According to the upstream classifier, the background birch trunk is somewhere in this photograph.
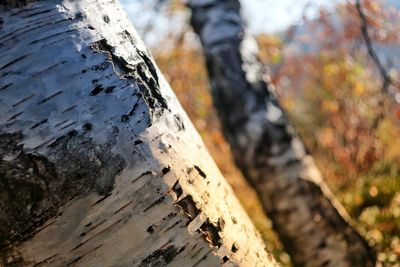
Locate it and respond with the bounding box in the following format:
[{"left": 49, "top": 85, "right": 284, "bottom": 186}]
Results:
[
  {"left": 0, "top": 1, "right": 277, "bottom": 266},
  {"left": 188, "top": 0, "right": 376, "bottom": 266}
]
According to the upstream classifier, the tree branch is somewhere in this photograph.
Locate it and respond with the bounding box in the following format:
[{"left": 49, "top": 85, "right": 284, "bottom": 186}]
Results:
[{"left": 355, "top": 0, "right": 398, "bottom": 93}]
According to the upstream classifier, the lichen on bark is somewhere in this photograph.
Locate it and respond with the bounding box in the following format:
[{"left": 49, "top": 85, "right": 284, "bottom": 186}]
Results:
[{"left": 0, "top": 130, "right": 125, "bottom": 250}]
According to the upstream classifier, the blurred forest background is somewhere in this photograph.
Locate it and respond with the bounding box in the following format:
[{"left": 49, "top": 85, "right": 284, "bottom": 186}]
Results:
[{"left": 121, "top": 0, "right": 400, "bottom": 265}]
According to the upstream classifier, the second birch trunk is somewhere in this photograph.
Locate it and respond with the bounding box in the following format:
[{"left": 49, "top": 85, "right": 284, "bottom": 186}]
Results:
[{"left": 188, "top": 0, "right": 376, "bottom": 266}]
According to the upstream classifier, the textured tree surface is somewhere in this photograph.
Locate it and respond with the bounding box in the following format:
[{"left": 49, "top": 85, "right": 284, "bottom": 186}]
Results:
[
  {"left": 188, "top": 0, "right": 376, "bottom": 266},
  {"left": 0, "top": 1, "right": 278, "bottom": 266}
]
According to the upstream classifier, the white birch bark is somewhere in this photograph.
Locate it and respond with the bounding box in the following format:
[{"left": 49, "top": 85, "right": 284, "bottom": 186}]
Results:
[{"left": 0, "top": 1, "right": 277, "bottom": 266}]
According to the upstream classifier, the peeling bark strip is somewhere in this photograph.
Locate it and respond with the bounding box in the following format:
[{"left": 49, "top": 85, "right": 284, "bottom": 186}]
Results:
[
  {"left": 0, "top": 1, "right": 277, "bottom": 266},
  {"left": 90, "top": 38, "right": 168, "bottom": 111},
  {"left": 188, "top": 0, "right": 376, "bottom": 266}
]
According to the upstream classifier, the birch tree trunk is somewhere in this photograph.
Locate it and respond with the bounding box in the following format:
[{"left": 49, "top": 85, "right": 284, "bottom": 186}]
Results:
[
  {"left": 188, "top": 1, "right": 376, "bottom": 266},
  {"left": 0, "top": 1, "right": 278, "bottom": 266}
]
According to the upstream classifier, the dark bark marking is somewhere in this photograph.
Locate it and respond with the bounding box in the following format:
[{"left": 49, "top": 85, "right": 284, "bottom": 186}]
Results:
[
  {"left": 222, "top": 255, "right": 229, "bottom": 263},
  {"left": 6, "top": 112, "right": 23, "bottom": 122},
  {"left": 120, "top": 114, "right": 129, "bottom": 123},
  {"left": 0, "top": 83, "right": 13, "bottom": 91},
  {"left": 134, "top": 139, "right": 143, "bottom": 145},
  {"left": 5, "top": 120, "right": 17, "bottom": 128},
  {"left": 59, "top": 121, "right": 76, "bottom": 130},
  {"left": 70, "top": 219, "right": 121, "bottom": 252},
  {"left": 0, "top": 55, "right": 27, "bottom": 70},
  {"left": 53, "top": 119, "right": 70, "bottom": 128},
  {"left": 217, "top": 217, "right": 225, "bottom": 230},
  {"left": 147, "top": 212, "right": 178, "bottom": 235},
  {"left": 121, "top": 102, "right": 140, "bottom": 123},
  {"left": 105, "top": 86, "right": 115, "bottom": 94},
  {"left": 66, "top": 244, "right": 103, "bottom": 266},
  {"left": 103, "top": 15, "right": 110, "bottom": 23},
  {"left": 61, "top": 105, "right": 77, "bottom": 113},
  {"left": 175, "top": 195, "right": 200, "bottom": 221},
  {"left": 85, "top": 219, "right": 107, "bottom": 235},
  {"left": 171, "top": 180, "right": 183, "bottom": 198},
  {"left": 30, "top": 119, "right": 48, "bottom": 129},
  {"left": 173, "top": 114, "right": 185, "bottom": 131},
  {"left": 143, "top": 196, "right": 166, "bottom": 212},
  {"left": 32, "top": 253, "right": 58, "bottom": 266},
  {"left": 35, "top": 60, "right": 66, "bottom": 75},
  {"left": 82, "top": 122, "right": 93, "bottom": 132},
  {"left": 147, "top": 225, "right": 154, "bottom": 234},
  {"left": 163, "top": 221, "right": 179, "bottom": 233},
  {"left": 66, "top": 256, "right": 82, "bottom": 266},
  {"left": 90, "top": 193, "right": 112, "bottom": 207},
  {"left": 131, "top": 171, "right": 153, "bottom": 183},
  {"left": 32, "top": 137, "right": 58, "bottom": 151},
  {"left": 198, "top": 219, "right": 223, "bottom": 248},
  {"left": 0, "top": 17, "right": 69, "bottom": 45},
  {"left": 90, "top": 61, "right": 109, "bottom": 72},
  {"left": 37, "top": 90, "right": 63, "bottom": 105},
  {"left": 120, "top": 30, "right": 135, "bottom": 45},
  {"left": 8, "top": 4, "right": 40, "bottom": 16},
  {"left": 231, "top": 242, "right": 239, "bottom": 253},
  {"left": 22, "top": 8, "right": 52, "bottom": 18},
  {"left": 114, "top": 200, "right": 133, "bottom": 214},
  {"left": 89, "top": 85, "right": 104, "bottom": 96},
  {"left": 321, "top": 260, "right": 330, "bottom": 267},
  {"left": 193, "top": 165, "right": 206, "bottom": 178},
  {"left": 129, "top": 102, "right": 140, "bottom": 114},
  {"left": 139, "top": 245, "right": 185, "bottom": 267},
  {"left": 161, "top": 166, "right": 170, "bottom": 175},
  {"left": 0, "top": 131, "right": 125, "bottom": 250},
  {"left": 190, "top": 247, "right": 204, "bottom": 260},
  {"left": 12, "top": 93, "right": 35, "bottom": 107},
  {"left": 29, "top": 29, "right": 75, "bottom": 45},
  {"left": 193, "top": 251, "right": 211, "bottom": 267}
]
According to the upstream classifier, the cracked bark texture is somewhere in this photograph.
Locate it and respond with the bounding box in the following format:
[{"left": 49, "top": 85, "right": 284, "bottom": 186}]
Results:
[
  {"left": 0, "top": 1, "right": 278, "bottom": 266},
  {"left": 188, "top": 0, "right": 376, "bottom": 266}
]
